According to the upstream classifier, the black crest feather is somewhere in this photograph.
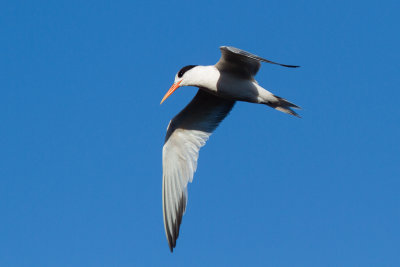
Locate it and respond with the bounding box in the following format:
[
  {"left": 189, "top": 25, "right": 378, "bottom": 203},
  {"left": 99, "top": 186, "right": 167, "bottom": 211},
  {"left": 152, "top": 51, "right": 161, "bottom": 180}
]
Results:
[{"left": 177, "top": 65, "right": 197, "bottom": 78}]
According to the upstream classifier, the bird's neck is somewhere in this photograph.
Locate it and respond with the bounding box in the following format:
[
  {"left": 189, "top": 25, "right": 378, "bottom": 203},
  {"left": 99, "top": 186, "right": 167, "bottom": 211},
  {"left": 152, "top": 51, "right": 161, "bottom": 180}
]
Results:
[{"left": 187, "top": 66, "right": 220, "bottom": 92}]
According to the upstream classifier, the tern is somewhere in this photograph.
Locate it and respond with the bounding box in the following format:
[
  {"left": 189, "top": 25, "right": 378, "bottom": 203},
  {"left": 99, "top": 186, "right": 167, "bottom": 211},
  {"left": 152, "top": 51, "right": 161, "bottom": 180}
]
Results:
[{"left": 161, "top": 46, "right": 300, "bottom": 252}]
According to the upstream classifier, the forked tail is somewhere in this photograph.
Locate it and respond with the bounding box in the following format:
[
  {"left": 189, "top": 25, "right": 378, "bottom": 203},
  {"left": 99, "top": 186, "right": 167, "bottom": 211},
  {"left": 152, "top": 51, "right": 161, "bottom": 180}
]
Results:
[{"left": 266, "top": 95, "right": 301, "bottom": 117}]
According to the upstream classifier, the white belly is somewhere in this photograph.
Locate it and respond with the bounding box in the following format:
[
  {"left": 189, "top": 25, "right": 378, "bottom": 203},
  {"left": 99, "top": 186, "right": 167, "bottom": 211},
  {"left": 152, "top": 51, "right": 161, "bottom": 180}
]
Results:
[
  {"left": 192, "top": 66, "right": 273, "bottom": 103},
  {"left": 216, "top": 73, "right": 273, "bottom": 104}
]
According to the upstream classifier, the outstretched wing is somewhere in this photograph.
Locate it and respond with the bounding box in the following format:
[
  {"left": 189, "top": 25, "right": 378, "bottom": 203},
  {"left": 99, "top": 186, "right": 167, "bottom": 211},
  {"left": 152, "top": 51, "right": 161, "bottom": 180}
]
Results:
[
  {"left": 162, "top": 89, "right": 235, "bottom": 252},
  {"left": 215, "top": 46, "right": 299, "bottom": 78}
]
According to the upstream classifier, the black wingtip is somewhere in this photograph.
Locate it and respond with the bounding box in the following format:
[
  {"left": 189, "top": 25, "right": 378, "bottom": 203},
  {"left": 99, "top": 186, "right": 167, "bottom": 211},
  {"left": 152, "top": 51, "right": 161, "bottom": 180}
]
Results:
[
  {"left": 282, "top": 64, "right": 300, "bottom": 68},
  {"left": 166, "top": 228, "right": 175, "bottom": 252},
  {"left": 165, "top": 192, "right": 187, "bottom": 253}
]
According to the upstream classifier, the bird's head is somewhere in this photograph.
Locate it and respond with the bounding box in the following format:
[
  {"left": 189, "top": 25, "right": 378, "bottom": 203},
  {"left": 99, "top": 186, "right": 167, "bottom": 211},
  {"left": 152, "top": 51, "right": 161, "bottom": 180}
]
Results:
[{"left": 160, "top": 65, "right": 198, "bottom": 104}]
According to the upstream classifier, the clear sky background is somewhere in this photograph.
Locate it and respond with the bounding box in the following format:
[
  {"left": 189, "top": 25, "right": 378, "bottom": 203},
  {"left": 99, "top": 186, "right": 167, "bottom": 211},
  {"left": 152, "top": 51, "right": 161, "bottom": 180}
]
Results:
[{"left": 1, "top": 0, "right": 399, "bottom": 266}]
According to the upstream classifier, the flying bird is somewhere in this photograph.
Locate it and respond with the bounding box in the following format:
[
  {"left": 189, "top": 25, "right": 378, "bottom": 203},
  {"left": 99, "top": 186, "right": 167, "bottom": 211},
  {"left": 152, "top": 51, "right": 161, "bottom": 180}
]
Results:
[{"left": 161, "top": 46, "right": 300, "bottom": 252}]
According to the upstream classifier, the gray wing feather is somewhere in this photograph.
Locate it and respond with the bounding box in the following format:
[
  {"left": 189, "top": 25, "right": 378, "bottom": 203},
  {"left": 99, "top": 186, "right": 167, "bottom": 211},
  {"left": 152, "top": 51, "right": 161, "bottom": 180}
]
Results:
[
  {"left": 215, "top": 46, "right": 299, "bottom": 78},
  {"left": 162, "top": 89, "right": 235, "bottom": 252}
]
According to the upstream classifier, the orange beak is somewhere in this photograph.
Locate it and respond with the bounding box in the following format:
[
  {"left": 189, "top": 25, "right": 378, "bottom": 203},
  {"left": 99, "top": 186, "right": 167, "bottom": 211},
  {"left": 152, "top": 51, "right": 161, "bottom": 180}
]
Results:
[{"left": 160, "top": 80, "right": 182, "bottom": 104}]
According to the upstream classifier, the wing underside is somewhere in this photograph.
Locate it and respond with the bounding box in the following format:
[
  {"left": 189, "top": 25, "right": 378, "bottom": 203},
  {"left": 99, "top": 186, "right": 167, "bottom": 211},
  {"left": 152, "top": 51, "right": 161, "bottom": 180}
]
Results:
[{"left": 162, "top": 89, "right": 235, "bottom": 251}]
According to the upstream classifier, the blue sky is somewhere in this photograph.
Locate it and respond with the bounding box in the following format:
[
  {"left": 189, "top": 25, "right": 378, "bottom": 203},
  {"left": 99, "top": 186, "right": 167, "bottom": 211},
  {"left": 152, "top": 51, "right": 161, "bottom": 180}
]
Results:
[{"left": 1, "top": 0, "right": 399, "bottom": 266}]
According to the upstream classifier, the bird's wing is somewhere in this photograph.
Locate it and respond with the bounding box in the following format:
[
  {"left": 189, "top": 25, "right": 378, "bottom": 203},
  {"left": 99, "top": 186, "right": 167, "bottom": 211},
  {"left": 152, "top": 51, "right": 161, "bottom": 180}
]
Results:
[
  {"left": 215, "top": 46, "right": 299, "bottom": 78},
  {"left": 162, "top": 89, "right": 235, "bottom": 252}
]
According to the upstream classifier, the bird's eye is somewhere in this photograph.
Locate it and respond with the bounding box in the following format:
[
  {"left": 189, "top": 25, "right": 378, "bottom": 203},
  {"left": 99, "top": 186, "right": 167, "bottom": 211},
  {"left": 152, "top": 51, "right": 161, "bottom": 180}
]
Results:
[{"left": 177, "top": 65, "right": 197, "bottom": 78}]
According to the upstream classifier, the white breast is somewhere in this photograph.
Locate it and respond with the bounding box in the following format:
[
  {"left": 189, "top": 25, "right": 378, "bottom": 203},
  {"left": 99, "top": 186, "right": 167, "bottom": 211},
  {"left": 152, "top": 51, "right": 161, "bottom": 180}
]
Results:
[{"left": 188, "top": 65, "right": 270, "bottom": 103}]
